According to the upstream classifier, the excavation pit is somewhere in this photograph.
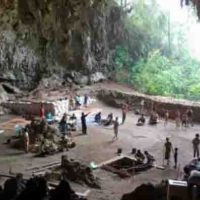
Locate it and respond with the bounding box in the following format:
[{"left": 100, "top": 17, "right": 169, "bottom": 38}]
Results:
[{"left": 100, "top": 156, "right": 153, "bottom": 178}]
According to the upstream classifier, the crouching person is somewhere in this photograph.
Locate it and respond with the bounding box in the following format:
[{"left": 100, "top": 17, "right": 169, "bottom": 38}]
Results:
[{"left": 137, "top": 114, "right": 146, "bottom": 126}]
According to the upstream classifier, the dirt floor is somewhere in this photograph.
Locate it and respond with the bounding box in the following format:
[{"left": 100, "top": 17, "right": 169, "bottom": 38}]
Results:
[{"left": 0, "top": 83, "right": 198, "bottom": 200}]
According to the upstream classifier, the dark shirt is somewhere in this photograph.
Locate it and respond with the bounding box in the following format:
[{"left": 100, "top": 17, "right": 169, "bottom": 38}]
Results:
[
  {"left": 174, "top": 152, "right": 178, "bottom": 162},
  {"left": 187, "top": 110, "right": 193, "bottom": 117},
  {"left": 138, "top": 117, "right": 145, "bottom": 124},
  {"left": 84, "top": 95, "right": 88, "bottom": 104},
  {"left": 81, "top": 114, "right": 88, "bottom": 127}
]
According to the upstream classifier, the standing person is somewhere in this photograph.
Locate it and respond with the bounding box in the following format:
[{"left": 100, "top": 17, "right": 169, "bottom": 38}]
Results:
[
  {"left": 104, "top": 113, "right": 113, "bottom": 126},
  {"left": 75, "top": 95, "right": 81, "bottom": 109},
  {"left": 113, "top": 117, "right": 119, "bottom": 141},
  {"left": 164, "top": 110, "right": 169, "bottom": 126},
  {"left": 181, "top": 113, "right": 188, "bottom": 128},
  {"left": 84, "top": 94, "right": 89, "bottom": 107},
  {"left": 175, "top": 110, "right": 181, "bottom": 128},
  {"left": 140, "top": 99, "right": 145, "bottom": 114},
  {"left": 192, "top": 134, "right": 200, "bottom": 158},
  {"left": 121, "top": 104, "right": 128, "bottom": 124},
  {"left": 81, "top": 112, "right": 90, "bottom": 134},
  {"left": 69, "top": 96, "right": 75, "bottom": 111},
  {"left": 164, "top": 138, "right": 173, "bottom": 166},
  {"left": 187, "top": 108, "right": 193, "bottom": 127},
  {"left": 59, "top": 113, "right": 68, "bottom": 136},
  {"left": 39, "top": 103, "right": 45, "bottom": 119},
  {"left": 23, "top": 128, "right": 29, "bottom": 153},
  {"left": 174, "top": 148, "right": 178, "bottom": 169}
]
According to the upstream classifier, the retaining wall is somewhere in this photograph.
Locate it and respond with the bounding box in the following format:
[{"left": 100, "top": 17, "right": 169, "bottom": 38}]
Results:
[{"left": 97, "top": 89, "right": 200, "bottom": 122}]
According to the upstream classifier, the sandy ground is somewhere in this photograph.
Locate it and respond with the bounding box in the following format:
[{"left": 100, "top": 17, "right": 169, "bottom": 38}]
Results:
[{"left": 0, "top": 85, "right": 198, "bottom": 200}]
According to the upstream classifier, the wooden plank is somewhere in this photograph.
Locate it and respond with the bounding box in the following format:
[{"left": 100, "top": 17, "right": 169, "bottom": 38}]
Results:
[
  {"left": 153, "top": 164, "right": 165, "bottom": 170},
  {"left": 48, "top": 182, "right": 91, "bottom": 197},
  {"left": 96, "top": 154, "right": 136, "bottom": 168},
  {"left": 32, "top": 163, "right": 61, "bottom": 174},
  {"left": 0, "top": 173, "right": 15, "bottom": 179},
  {"left": 26, "top": 161, "right": 61, "bottom": 171}
]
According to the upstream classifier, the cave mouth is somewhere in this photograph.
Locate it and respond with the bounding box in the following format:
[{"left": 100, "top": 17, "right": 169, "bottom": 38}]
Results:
[{"left": 114, "top": 0, "right": 200, "bottom": 102}]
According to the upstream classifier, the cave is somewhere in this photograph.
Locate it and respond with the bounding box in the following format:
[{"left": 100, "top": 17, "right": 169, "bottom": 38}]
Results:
[{"left": 0, "top": 1, "right": 200, "bottom": 200}]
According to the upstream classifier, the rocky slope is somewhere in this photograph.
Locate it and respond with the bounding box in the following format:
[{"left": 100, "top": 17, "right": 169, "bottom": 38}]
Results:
[{"left": 0, "top": 0, "right": 124, "bottom": 90}]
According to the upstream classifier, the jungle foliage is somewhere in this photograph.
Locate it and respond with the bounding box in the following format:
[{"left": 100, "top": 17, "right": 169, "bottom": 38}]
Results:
[{"left": 114, "top": 0, "right": 200, "bottom": 101}]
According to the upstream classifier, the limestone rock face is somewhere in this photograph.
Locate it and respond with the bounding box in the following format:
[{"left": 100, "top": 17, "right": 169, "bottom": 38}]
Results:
[
  {"left": 0, "top": 84, "right": 9, "bottom": 102},
  {"left": 0, "top": 0, "right": 124, "bottom": 89}
]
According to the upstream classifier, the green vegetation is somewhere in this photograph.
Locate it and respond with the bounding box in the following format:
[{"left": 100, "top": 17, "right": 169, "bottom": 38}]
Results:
[{"left": 114, "top": 0, "right": 200, "bottom": 101}]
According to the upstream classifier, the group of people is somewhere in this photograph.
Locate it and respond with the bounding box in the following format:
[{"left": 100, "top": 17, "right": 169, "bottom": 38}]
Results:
[
  {"left": 135, "top": 105, "right": 194, "bottom": 128},
  {"left": 163, "top": 133, "right": 200, "bottom": 169},
  {"left": 163, "top": 138, "right": 178, "bottom": 168},
  {"left": 0, "top": 175, "right": 85, "bottom": 200},
  {"left": 93, "top": 104, "right": 129, "bottom": 141},
  {"left": 22, "top": 97, "right": 197, "bottom": 160},
  {"left": 69, "top": 94, "right": 89, "bottom": 110},
  {"left": 131, "top": 148, "right": 155, "bottom": 164},
  {"left": 59, "top": 113, "right": 77, "bottom": 136}
]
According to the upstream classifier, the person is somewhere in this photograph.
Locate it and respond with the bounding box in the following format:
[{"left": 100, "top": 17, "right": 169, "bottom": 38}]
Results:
[
  {"left": 112, "top": 117, "right": 119, "bottom": 141},
  {"left": 164, "top": 110, "right": 169, "bottom": 126},
  {"left": 69, "top": 96, "right": 75, "bottom": 111},
  {"left": 181, "top": 113, "right": 188, "bottom": 127},
  {"left": 149, "top": 111, "right": 158, "bottom": 125},
  {"left": 75, "top": 95, "right": 81, "bottom": 109},
  {"left": 121, "top": 104, "right": 128, "bottom": 124},
  {"left": 187, "top": 108, "right": 193, "bottom": 127},
  {"left": 39, "top": 103, "right": 45, "bottom": 119},
  {"left": 46, "top": 112, "right": 54, "bottom": 124},
  {"left": 135, "top": 149, "right": 145, "bottom": 163},
  {"left": 140, "top": 99, "right": 145, "bottom": 114},
  {"left": 175, "top": 110, "right": 181, "bottom": 128},
  {"left": 137, "top": 114, "right": 146, "bottom": 126},
  {"left": 38, "top": 139, "right": 47, "bottom": 156},
  {"left": 144, "top": 151, "right": 155, "bottom": 163},
  {"left": 192, "top": 134, "right": 200, "bottom": 158},
  {"left": 187, "top": 170, "right": 200, "bottom": 200},
  {"left": 69, "top": 113, "right": 77, "bottom": 131},
  {"left": 23, "top": 128, "right": 29, "bottom": 153},
  {"left": 174, "top": 148, "right": 178, "bottom": 169},
  {"left": 94, "top": 112, "right": 101, "bottom": 124},
  {"left": 59, "top": 113, "right": 68, "bottom": 136},
  {"left": 131, "top": 148, "right": 137, "bottom": 155},
  {"left": 164, "top": 138, "right": 173, "bottom": 166},
  {"left": 104, "top": 113, "right": 113, "bottom": 126},
  {"left": 81, "top": 112, "right": 90, "bottom": 134},
  {"left": 84, "top": 94, "right": 89, "bottom": 107}
]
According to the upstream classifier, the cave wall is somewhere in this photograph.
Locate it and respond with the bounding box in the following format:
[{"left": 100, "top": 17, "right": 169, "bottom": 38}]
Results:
[{"left": 0, "top": 0, "right": 124, "bottom": 89}]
